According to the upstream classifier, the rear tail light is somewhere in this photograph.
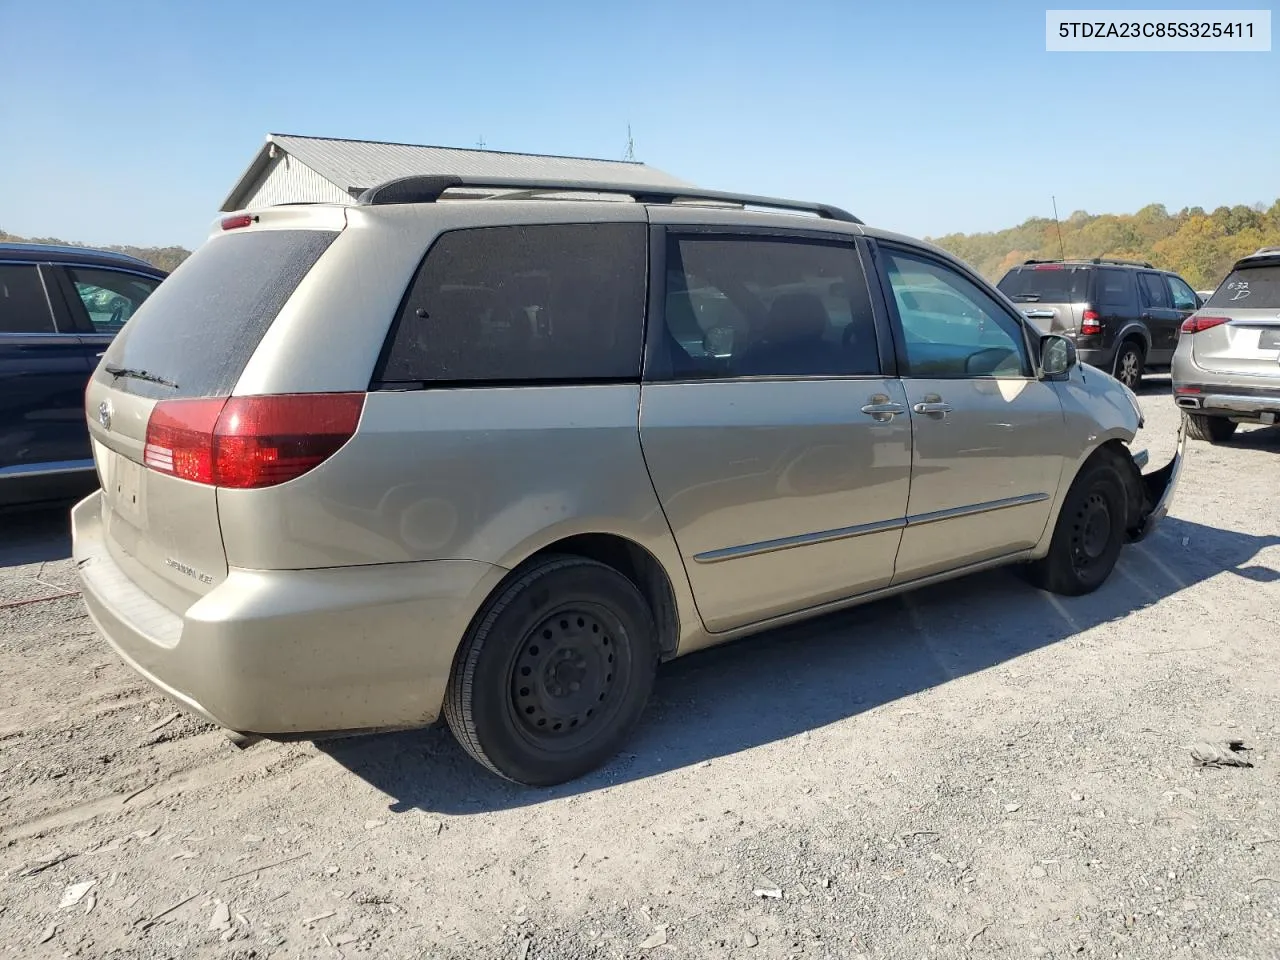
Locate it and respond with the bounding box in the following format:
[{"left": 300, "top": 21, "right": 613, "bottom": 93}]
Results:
[
  {"left": 144, "top": 393, "right": 365, "bottom": 489},
  {"left": 1181, "top": 315, "right": 1230, "bottom": 334},
  {"left": 1080, "top": 310, "right": 1102, "bottom": 336}
]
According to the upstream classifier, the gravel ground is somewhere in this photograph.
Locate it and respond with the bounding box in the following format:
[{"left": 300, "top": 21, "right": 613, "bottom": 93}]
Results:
[{"left": 2, "top": 384, "right": 1279, "bottom": 960}]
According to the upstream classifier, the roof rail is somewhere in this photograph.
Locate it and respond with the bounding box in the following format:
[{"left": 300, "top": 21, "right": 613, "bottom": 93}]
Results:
[
  {"left": 354, "top": 175, "right": 862, "bottom": 224},
  {"left": 1022, "top": 256, "right": 1154, "bottom": 269}
]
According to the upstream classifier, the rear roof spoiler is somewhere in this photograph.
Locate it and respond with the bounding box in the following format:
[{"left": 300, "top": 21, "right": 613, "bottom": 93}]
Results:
[{"left": 353, "top": 175, "right": 863, "bottom": 224}]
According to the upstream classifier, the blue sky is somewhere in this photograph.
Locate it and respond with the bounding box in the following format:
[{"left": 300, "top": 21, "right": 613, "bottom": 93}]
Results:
[{"left": 1, "top": 0, "right": 1276, "bottom": 249}]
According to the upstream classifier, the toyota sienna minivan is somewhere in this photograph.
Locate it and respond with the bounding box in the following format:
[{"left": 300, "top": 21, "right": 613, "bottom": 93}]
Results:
[{"left": 72, "top": 176, "right": 1183, "bottom": 785}]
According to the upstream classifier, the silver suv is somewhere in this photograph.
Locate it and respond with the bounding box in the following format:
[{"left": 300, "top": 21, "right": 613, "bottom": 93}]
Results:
[
  {"left": 1173, "top": 246, "right": 1280, "bottom": 442},
  {"left": 72, "top": 176, "right": 1183, "bottom": 785}
]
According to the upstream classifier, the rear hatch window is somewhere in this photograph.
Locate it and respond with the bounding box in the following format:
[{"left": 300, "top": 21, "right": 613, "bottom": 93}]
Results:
[
  {"left": 997, "top": 265, "right": 1091, "bottom": 303},
  {"left": 98, "top": 229, "right": 339, "bottom": 399},
  {"left": 1205, "top": 264, "right": 1280, "bottom": 309}
]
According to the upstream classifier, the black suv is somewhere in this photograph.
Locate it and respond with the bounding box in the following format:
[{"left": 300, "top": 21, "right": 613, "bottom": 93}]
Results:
[
  {"left": 996, "top": 258, "right": 1202, "bottom": 390},
  {"left": 1, "top": 242, "right": 166, "bottom": 507}
]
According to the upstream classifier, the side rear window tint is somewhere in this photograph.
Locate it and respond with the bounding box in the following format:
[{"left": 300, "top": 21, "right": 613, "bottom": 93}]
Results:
[
  {"left": 377, "top": 223, "right": 647, "bottom": 384},
  {"left": 648, "top": 235, "right": 879, "bottom": 381},
  {"left": 0, "top": 264, "right": 56, "bottom": 334},
  {"left": 1097, "top": 268, "right": 1134, "bottom": 308}
]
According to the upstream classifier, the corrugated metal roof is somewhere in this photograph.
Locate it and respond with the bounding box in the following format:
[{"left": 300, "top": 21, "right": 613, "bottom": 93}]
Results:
[{"left": 221, "top": 133, "right": 691, "bottom": 211}]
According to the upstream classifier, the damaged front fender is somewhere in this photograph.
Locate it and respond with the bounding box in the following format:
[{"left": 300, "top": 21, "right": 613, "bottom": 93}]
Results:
[{"left": 1124, "top": 416, "right": 1187, "bottom": 543}]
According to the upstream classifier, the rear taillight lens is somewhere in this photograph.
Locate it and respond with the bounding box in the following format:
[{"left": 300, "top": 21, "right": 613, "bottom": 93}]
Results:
[
  {"left": 144, "top": 393, "right": 364, "bottom": 489},
  {"left": 1080, "top": 310, "right": 1102, "bottom": 336},
  {"left": 1181, "top": 315, "right": 1230, "bottom": 334}
]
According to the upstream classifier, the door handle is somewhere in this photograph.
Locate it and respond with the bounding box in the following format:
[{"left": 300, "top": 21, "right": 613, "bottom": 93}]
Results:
[
  {"left": 913, "top": 395, "right": 952, "bottom": 417},
  {"left": 860, "top": 395, "right": 906, "bottom": 421}
]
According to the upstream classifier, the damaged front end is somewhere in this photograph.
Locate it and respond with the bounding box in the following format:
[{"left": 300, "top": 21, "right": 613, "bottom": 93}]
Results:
[{"left": 1118, "top": 416, "right": 1187, "bottom": 543}]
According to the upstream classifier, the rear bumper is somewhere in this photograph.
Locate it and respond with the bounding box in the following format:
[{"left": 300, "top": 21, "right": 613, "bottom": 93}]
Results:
[
  {"left": 1173, "top": 387, "right": 1280, "bottom": 420},
  {"left": 1078, "top": 345, "right": 1117, "bottom": 370},
  {"left": 72, "top": 491, "right": 504, "bottom": 736}
]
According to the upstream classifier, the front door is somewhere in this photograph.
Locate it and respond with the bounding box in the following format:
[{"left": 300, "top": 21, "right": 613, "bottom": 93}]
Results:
[
  {"left": 1138, "top": 270, "right": 1181, "bottom": 364},
  {"left": 639, "top": 229, "right": 911, "bottom": 633},
  {"left": 875, "top": 244, "right": 1066, "bottom": 583}
]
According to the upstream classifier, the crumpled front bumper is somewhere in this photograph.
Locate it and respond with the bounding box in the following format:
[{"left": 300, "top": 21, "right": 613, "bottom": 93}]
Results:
[{"left": 1126, "top": 416, "right": 1187, "bottom": 543}]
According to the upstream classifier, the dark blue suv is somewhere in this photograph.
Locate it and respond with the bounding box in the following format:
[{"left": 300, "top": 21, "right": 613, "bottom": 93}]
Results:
[{"left": 1, "top": 242, "right": 166, "bottom": 507}]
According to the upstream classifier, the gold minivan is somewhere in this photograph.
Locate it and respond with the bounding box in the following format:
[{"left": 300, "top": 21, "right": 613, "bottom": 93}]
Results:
[{"left": 72, "top": 176, "right": 1183, "bottom": 785}]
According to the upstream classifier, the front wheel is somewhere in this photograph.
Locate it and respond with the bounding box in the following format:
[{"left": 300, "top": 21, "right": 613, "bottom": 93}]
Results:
[
  {"left": 1113, "top": 341, "right": 1144, "bottom": 390},
  {"left": 1025, "top": 455, "right": 1128, "bottom": 596},
  {"left": 1184, "top": 412, "right": 1238, "bottom": 443},
  {"left": 443, "top": 555, "right": 658, "bottom": 786}
]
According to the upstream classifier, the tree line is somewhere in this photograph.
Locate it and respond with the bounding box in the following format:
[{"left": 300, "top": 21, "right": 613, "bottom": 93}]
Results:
[
  {"left": 0, "top": 229, "right": 191, "bottom": 274},
  {"left": 930, "top": 200, "right": 1280, "bottom": 290}
]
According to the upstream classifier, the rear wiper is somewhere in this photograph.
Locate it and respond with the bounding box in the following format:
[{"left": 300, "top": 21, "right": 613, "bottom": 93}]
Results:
[{"left": 104, "top": 365, "right": 179, "bottom": 389}]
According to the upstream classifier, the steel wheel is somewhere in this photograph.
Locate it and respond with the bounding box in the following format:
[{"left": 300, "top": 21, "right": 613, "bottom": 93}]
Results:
[
  {"left": 1069, "top": 490, "right": 1113, "bottom": 578},
  {"left": 509, "top": 605, "right": 629, "bottom": 749},
  {"left": 444, "top": 555, "right": 658, "bottom": 786}
]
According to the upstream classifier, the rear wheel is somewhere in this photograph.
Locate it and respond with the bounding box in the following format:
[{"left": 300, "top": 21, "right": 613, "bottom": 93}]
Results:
[
  {"left": 1113, "top": 340, "right": 1144, "bottom": 390},
  {"left": 443, "top": 555, "right": 658, "bottom": 786},
  {"left": 1184, "top": 412, "right": 1238, "bottom": 443},
  {"left": 1025, "top": 454, "right": 1128, "bottom": 596}
]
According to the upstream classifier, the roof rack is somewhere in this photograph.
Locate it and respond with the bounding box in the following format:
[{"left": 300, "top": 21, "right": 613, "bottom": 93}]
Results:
[
  {"left": 354, "top": 175, "right": 862, "bottom": 224},
  {"left": 1023, "top": 256, "right": 1154, "bottom": 268}
]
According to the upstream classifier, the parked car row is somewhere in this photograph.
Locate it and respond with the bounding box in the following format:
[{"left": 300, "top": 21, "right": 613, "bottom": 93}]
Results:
[{"left": 3, "top": 183, "right": 1269, "bottom": 784}]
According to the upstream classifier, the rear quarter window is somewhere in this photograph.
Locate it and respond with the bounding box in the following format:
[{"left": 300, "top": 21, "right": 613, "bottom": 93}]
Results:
[
  {"left": 997, "top": 266, "right": 1091, "bottom": 304},
  {"left": 376, "top": 223, "right": 647, "bottom": 384},
  {"left": 1206, "top": 264, "right": 1280, "bottom": 309},
  {"left": 100, "top": 229, "right": 338, "bottom": 399}
]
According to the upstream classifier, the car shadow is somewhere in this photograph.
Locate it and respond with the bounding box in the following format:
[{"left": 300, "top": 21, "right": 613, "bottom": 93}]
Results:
[
  {"left": 0, "top": 504, "right": 74, "bottom": 567},
  {"left": 1225, "top": 423, "right": 1280, "bottom": 452},
  {"left": 318, "top": 516, "right": 1280, "bottom": 815}
]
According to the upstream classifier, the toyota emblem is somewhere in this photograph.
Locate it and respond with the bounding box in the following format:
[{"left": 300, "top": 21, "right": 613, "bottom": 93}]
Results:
[{"left": 97, "top": 400, "right": 112, "bottom": 431}]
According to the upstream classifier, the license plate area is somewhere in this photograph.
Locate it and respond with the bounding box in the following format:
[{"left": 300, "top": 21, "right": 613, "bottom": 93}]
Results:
[
  {"left": 1259, "top": 328, "right": 1280, "bottom": 351},
  {"left": 112, "top": 455, "right": 144, "bottom": 524}
]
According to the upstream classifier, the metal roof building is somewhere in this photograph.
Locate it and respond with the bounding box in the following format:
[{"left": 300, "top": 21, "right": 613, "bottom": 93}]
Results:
[{"left": 221, "top": 133, "right": 692, "bottom": 212}]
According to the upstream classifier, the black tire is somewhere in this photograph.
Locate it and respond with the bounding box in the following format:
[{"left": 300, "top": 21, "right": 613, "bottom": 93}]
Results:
[
  {"left": 1184, "top": 411, "right": 1238, "bottom": 443},
  {"left": 1025, "top": 454, "right": 1128, "bottom": 596},
  {"left": 443, "top": 554, "right": 658, "bottom": 786},
  {"left": 1113, "top": 340, "right": 1145, "bottom": 390}
]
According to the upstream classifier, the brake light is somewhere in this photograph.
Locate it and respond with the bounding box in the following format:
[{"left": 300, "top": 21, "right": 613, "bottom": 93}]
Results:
[
  {"left": 1181, "top": 315, "right": 1230, "bottom": 334},
  {"left": 1080, "top": 310, "right": 1102, "bottom": 336},
  {"left": 221, "top": 214, "right": 256, "bottom": 231},
  {"left": 144, "top": 394, "right": 364, "bottom": 488},
  {"left": 1033, "top": 264, "right": 1065, "bottom": 271}
]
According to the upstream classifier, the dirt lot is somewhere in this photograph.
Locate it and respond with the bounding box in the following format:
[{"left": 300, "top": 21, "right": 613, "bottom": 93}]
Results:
[{"left": 2, "top": 385, "right": 1279, "bottom": 960}]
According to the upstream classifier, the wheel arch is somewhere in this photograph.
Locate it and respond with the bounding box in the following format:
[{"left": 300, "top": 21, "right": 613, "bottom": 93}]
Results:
[{"left": 482, "top": 532, "right": 684, "bottom": 661}]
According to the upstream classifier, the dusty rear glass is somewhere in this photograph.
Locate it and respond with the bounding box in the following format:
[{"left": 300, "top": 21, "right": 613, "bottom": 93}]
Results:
[
  {"left": 98, "top": 229, "right": 338, "bottom": 399},
  {"left": 997, "top": 265, "right": 1091, "bottom": 303},
  {"left": 1205, "top": 263, "right": 1280, "bottom": 309},
  {"left": 377, "top": 223, "right": 647, "bottom": 384}
]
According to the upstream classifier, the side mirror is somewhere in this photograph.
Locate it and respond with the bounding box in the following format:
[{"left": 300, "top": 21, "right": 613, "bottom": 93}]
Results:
[{"left": 1040, "top": 334, "right": 1076, "bottom": 378}]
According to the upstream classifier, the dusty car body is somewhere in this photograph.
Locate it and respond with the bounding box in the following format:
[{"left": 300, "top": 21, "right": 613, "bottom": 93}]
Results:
[{"left": 71, "top": 177, "right": 1183, "bottom": 784}]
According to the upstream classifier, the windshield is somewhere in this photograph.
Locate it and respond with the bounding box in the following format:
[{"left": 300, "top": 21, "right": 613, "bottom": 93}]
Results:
[
  {"left": 1205, "top": 264, "right": 1280, "bottom": 309},
  {"left": 997, "top": 265, "right": 1091, "bottom": 303}
]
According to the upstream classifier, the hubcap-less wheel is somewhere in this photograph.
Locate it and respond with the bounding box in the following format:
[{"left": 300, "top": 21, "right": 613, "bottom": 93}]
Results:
[
  {"left": 1115, "top": 346, "right": 1142, "bottom": 389},
  {"left": 1071, "top": 490, "right": 1112, "bottom": 574},
  {"left": 511, "top": 607, "right": 623, "bottom": 742}
]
